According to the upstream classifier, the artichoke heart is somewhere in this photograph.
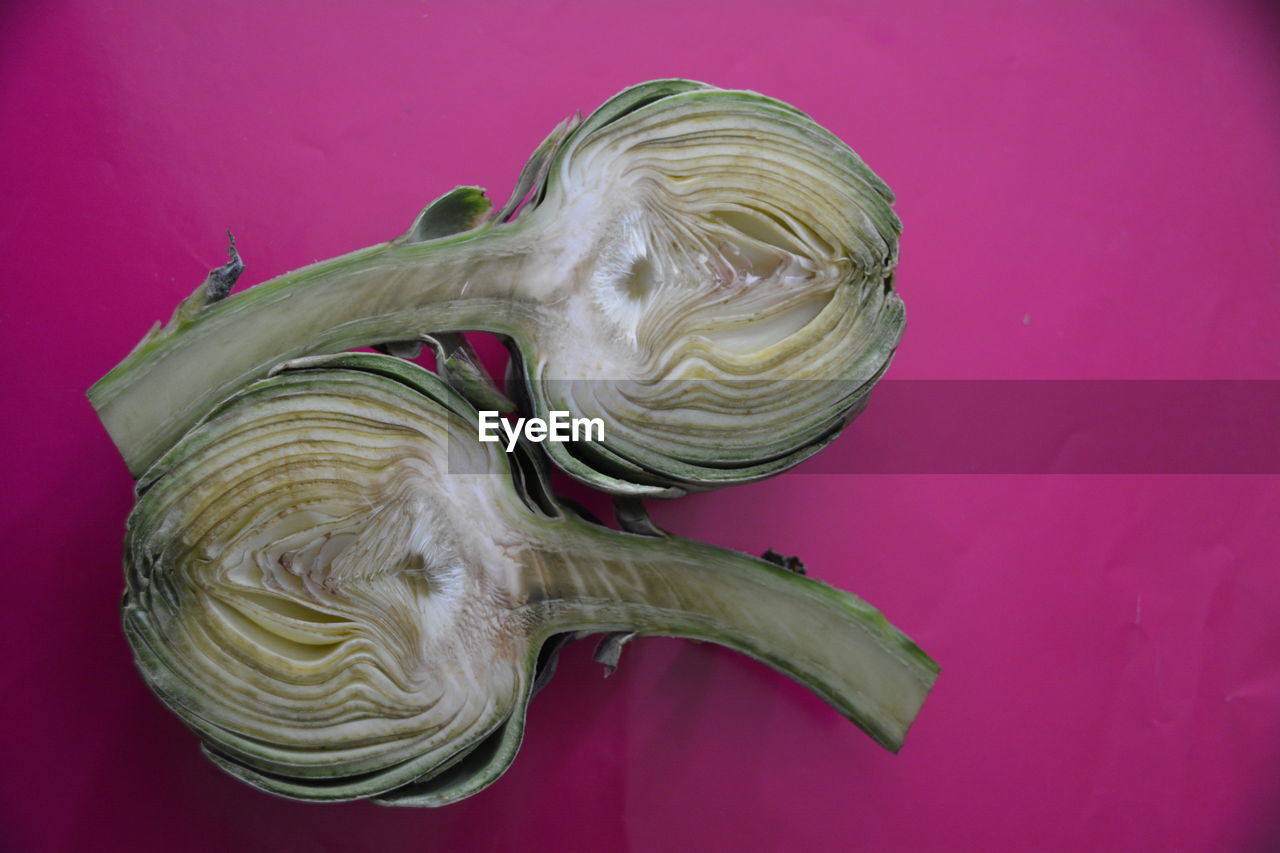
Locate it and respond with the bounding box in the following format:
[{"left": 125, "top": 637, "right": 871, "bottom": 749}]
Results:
[
  {"left": 91, "top": 80, "right": 903, "bottom": 496},
  {"left": 124, "top": 353, "right": 935, "bottom": 804}
]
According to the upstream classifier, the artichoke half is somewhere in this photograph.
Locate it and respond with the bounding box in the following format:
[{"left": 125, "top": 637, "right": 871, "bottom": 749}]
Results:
[
  {"left": 90, "top": 80, "right": 903, "bottom": 496},
  {"left": 124, "top": 353, "right": 936, "bottom": 804}
]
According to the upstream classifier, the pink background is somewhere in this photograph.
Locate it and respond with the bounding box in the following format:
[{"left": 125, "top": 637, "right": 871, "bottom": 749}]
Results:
[{"left": 3, "top": 2, "right": 1278, "bottom": 851}]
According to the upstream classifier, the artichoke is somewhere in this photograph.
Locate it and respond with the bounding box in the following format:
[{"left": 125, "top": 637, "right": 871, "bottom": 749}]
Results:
[
  {"left": 90, "top": 79, "right": 903, "bottom": 496},
  {"left": 124, "top": 353, "right": 936, "bottom": 804}
]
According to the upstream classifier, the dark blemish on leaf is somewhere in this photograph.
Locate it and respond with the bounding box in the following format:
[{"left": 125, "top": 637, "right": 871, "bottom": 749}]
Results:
[{"left": 204, "top": 230, "right": 244, "bottom": 304}]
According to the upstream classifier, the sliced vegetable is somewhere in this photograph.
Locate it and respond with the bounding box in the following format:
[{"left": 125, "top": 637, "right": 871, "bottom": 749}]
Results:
[
  {"left": 124, "top": 353, "right": 936, "bottom": 804},
  {"left": 91, "top": 80, "right": 903, "bottom": 496}
]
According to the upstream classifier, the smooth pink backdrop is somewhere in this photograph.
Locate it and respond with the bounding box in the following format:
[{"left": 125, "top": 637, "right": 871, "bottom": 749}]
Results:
[{"left": 2, "top": 2, "right": 1278, "bottom": 851}]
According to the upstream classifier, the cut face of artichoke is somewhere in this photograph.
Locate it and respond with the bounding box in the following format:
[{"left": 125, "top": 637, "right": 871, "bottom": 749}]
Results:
[
  {"left": 124, "top": 353, "right": 935, "bottom": 804},
  {"left": 91, "top": 80, "right": 903, "bottom": 496}
]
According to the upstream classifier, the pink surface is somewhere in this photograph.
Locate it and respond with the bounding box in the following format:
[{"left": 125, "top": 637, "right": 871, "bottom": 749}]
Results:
[{"left": 2, "top": 2, "right": 1278, "bottom": 851}]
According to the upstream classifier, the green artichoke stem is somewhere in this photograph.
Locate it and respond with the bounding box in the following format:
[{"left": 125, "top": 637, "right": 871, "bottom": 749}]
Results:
[
  {"left": 521, "top": 519, "right": 938, "bottom": 752},
  {"left": 90, "top": 227, "right": 537, "bottom": 477}
]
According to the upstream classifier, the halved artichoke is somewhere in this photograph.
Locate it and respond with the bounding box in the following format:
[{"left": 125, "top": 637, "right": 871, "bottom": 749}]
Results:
[
  {"left": 124, "top": 353, "right": 935, "bottom": 804},
  {"left": 91, "top": 80, "right": 903, "bottom": 496}
]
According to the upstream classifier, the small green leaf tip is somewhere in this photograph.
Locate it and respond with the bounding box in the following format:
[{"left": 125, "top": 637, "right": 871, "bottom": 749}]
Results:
[{"left": 405, "top": 186, "right": 493, "bottom": 243}]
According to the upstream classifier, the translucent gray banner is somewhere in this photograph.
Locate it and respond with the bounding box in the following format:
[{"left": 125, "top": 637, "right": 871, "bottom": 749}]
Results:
[
  {"left": 449, "top": 381, "right": 1280, "bottom": 475},
  {"left": 803, "top": 380, "right": 1280, "bottom": 474}
]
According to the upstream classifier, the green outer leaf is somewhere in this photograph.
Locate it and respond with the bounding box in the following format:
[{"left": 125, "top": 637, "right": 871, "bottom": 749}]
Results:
[{"left": 404, "top": 186, "right": 493, "bottom": 243}]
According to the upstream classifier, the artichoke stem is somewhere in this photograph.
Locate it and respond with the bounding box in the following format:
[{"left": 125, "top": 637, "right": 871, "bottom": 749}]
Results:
[{"left": 524, "top": 523, "right": 937, "bottom": 752}]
